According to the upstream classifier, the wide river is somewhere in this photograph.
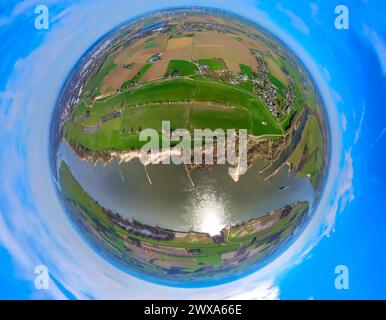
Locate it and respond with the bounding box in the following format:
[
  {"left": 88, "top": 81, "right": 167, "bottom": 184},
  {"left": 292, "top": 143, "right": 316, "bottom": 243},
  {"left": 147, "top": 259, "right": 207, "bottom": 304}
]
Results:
[{"left": 58, "top": 141, "right": 314, "bottom": 236}]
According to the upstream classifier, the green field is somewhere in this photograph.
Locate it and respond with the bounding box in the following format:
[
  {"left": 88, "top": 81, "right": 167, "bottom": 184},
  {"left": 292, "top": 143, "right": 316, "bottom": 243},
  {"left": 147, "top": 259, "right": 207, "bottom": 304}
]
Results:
[
  {"left": 166, "top": 59, "right": 198, "bottom": 76},
  {"left": 65, "top": 78, "right": 284, "bottom": 152},
  {"left": 198, "top": 58, "right": 227, "bottom": 70},
  {"left": 288, "top": 114, "right": 324, "bottom": 188},
  {"left": 84, "top": 54, "right": 116, "bottom": 97},
  {"left": 143, "top": 37, "right": 156, "bottom": 48},
  {"left": 76, "top": 26, "right": 322, "bottom": 152},
  {"left": 238, "top": 64, "right": 254, "bottom": 92},
  {"left": 171, "top": 33, "right": 194, "bottom": 39},
  {"left": 232, "top": 35, "right": 243, "bottom": 42},
  {"left": 240, "top": 64, "right": 253, "bottom": 78},
  {"left": 280, "top": 110, "right": 297, "bottom": 131},
  {"left": 137, "top": 63, "right": 152, "bottom": 78},
  {"left": 269, "top": 74, "right": 287, "bottom": 95},
  {"left": 121, "top": 63, "right": 152, "bottom": 89}
]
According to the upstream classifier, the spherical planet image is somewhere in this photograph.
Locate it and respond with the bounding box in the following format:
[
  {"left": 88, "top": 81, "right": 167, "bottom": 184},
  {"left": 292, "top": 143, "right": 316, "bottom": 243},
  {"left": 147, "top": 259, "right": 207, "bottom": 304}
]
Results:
[{"left": 51, "top": 8, "right": 329, "bottom": 285}]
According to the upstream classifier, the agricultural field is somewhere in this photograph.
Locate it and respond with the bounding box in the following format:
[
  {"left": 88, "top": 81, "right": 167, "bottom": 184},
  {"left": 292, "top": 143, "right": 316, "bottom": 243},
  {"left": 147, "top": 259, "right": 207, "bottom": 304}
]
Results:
[
  {"left": 288, "top": 113, "right": 324, "bottom": 189},
  {"left": 73, "top": 17, "right": 319, "bottom": 149},
  {"left": 198, "top": 58, "right": 227, "bottom": 70},
  {"left": 166, "top": 59, "right": 199, "bottom": 76},
  {"left": 65, "top": 78, "right": 284, "bottom": 151},
  {"left": 84, "top": 54, "right": 116, "bottom": 96},
  {"left": 63, "top": 9, "right": 326, "bottom": 187},
  {"left": 121, "top": 63, "right": 152, "bottom": 89},
  {"left": 238, "top": 64, "right": 254, "bottom": 91}
]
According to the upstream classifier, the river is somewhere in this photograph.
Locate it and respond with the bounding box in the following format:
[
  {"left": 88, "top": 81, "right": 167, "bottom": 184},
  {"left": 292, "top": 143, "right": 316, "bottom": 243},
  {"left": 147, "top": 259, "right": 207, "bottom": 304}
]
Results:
[{"left": 58, "top": 140, "right": 314, "bottom": 236}]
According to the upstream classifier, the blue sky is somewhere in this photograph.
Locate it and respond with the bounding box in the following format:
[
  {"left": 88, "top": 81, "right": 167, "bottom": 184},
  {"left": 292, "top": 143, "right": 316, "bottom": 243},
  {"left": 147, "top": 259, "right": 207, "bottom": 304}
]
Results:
[{"left": 0, "top": 0, "right": 385, "bottom": 299}]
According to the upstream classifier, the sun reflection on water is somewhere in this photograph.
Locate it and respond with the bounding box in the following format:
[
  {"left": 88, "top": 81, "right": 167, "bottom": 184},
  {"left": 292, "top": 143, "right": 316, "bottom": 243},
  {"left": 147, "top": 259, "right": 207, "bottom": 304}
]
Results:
[{"left": 188, "top": 187, "right": 231, "bottom": 236}]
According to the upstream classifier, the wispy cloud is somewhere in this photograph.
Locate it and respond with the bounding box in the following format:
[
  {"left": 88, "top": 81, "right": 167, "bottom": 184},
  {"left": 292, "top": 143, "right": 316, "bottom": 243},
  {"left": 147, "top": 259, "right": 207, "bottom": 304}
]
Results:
[
  {"left": 370, "top": 127, "right": 386, "bottom": 151},
  {"left": 277, "top": 3, "right": 310, "bottom": 35},
  {"left": 341, "top": 113, "right": 347, "bottom": 132},
  {"left": 363, "top": 25, "right": 386, "bottom": 76},
  {"left": 309, "top": 3, "right": 321, "bottom": 24},
  {"left": 225, "top": 280, "right": 279, "bottom": 300},
  {"left": 323, "top": 151, "right": 354, "bottom": 237},
  {"left": 0, "top": 0, "right": 53, "bottom": 27},
  {"left": 354, "top": 103, "right": 366, "bottom": 144},
  {"left": 320, "top": 66, "right": 331, "bottom": 82}
]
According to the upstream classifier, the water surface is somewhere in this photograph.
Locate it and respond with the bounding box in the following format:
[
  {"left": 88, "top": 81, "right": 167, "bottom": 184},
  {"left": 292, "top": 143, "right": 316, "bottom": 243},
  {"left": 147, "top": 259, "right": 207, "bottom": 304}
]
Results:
[{"left": 59, "top": 141, "right": 314, "bottom": 235}]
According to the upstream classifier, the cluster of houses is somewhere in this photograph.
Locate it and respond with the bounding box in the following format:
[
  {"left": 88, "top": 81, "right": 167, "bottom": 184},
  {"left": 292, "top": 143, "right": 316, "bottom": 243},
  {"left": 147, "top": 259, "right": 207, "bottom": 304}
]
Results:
[
  {"left": 122, "top": 19, "right": 296, "bottom": 121},
  {"left": 173, "top": 21, "right": 232, "bottom": 34},
  {"left": 252, "top": 52, "right": 295, "bottom": 119}
]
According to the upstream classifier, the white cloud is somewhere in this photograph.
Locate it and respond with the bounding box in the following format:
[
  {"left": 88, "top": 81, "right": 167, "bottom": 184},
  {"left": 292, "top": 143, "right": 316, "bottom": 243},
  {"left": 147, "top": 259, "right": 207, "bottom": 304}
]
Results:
[
  {"left": 277, "top": 3, "right": 310, "bottom": 35},
  {"left": 354, "top": 103, "right": 366, "bottom": 144},
  {"left": 341, "top": 113, "right": 347, "bottom": 132},
  {"left": 309, "top": 3, "right": 321, "bottom": 24},
  {"left": 0, "top": 0, "right": 58, "bottom": 27},
  {"left": 225, "top": 280, "right": 279, "bottom": 300},
  {"left": 323, "top": 151, "right": 354, "bottom": 237},
  {"left": 332, "top": 89, "right": 344, "bottom": 104},
  {"left": 363, "top": 25, "right": 386, "bottom": 76},
  {"left": 320, "top": 66, "right": 331, "bottom": 82}
]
